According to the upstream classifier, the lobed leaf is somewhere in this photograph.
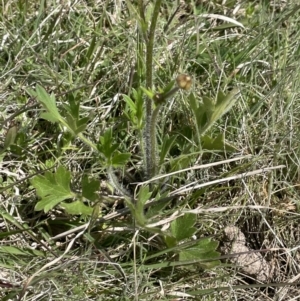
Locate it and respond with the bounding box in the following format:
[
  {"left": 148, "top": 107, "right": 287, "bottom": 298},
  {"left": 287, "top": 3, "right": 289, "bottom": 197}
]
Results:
[
  {"left": 60, "top": 200, "right": 93, "bottom": 216},
  {"left": 31, "top": 166, "right": 75, "bottom": 213},
  {"left": 171, "top": 213, "right": 197, "bottom": 242}
]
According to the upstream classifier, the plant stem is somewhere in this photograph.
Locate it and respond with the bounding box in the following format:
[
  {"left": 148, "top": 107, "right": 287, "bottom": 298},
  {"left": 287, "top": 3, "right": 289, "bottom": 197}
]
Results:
[
  {"left": 147, "top": 86, "right": 180, "bottom": 177},
  {"left": 144, "top": 112, "right": 153, "bottom": 178},
  {"left": 77, "top": 133, "right": 98, "bottom": 152},
  {"left": 144, "top": 0, "right": 162, "bottom": 179},
  {"left": 145, "top": 0, "right": 161, "bottom": 90},
  {"left": 148, "top": 104, "right": 161, "bottom": 177},
  {"left": 107, "top": 166, "right": 133, "bottom": 198},
  {"left": 137, "top": 0, "right": 146, "bottom": 27}
]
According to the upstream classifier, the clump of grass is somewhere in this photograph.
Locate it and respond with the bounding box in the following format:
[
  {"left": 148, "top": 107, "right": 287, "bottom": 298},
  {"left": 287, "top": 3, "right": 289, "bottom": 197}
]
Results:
[{"left": 1, "top": 1, "right": 300, "bottom": 300}]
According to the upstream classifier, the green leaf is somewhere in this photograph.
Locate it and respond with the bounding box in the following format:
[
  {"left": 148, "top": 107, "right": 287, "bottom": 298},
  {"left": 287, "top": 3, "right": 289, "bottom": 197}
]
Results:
[
  {"left": 124, "top": 94, "right": 139, "bottom": 127},
  {"left": 124, "top": 89, "right": 144, "bottom": 129},
  {"left": 188, "top": 92, "right": 207, "bottom": 134},
  {"left": 4, "top": 126, "right": 17, "bottom": 149},
  {"left": 123, "top": 94, "right": 136, "bottom": 113},
  {"left": 74, "top": 123, "right": 88, "bottom": 134},
  {"left": 0, "top": 246, "right": 45, "bottom": 257},
  {"left": 2, "top": 291, "right": 18, "bottom": 301},
  {"left": 143, "top": 255, "right": 220, "bottom": 270},
  {"left": 209, "top": 88, "right": 239, "bottom": 127},
  {"left": 126, "top": 186, "right": 152, "bottom": 227},
  {"left": 164, "top": 235, "right": 177, "bottom": 248},
  {"left": 201, "top": 133, "right": 237, "bottom": 152},
  {"left": 145, "top": 192, "right": 170, "bottom": 219},
  {"left": 161, "top": 79, "right": 175, "bottom": 95},
  {"left": 111, "top": 152, "right": 131, "bottom": 167},
  {"left": 82, "top": 176, "right": 100, "bottom": 202},
  {"left": 98, "top": 128, "right": 118, "bottom": 159},
  {"left": 189, "top": 237, "right": 219, "bottom": 253},
  {"left": 179, "top": 248, "right": 220, "bottom": 261},
  {"left": 0, "top": 126, "right": 18, "bottom": 155},
  {"left": 0, "top": 229, "right": 25, "bottom": 238},
  {"left": 64, "top": 95, "right": 80, "bottom": 119},
  {"left": 60, "top": 200, "right": 93, "bottom": 215},
  {"left": 171, "top": 213, "right": 197, "bottom": 241},
  {"left": 138, "top": 185, "right": 152, "bottom": 207},
  {"left": 65, "top": 111, "right": 77, "bottom": 130},
  {"left": 189, "top": 89, "right": 239, "bottom": 136},
  {"left": 140, "top": 86, "right": 155, "bottom": 99},
  {"left": 125, "top": 0, "right": 148, "bottom": 35},
  {"left": 35, "top": 85, "right": 62, "bottom": 122},
  {"left": 31, "top": 166, "right": 75, "bottom": 213},
  {"left": 77, "top": 117, "right": 89, "bottom": 128},
  {"left": 0, "top": 208, "right": 26, "bottom": 229},
  {"left": 63, "top": 96, "right": 89, "bottom": 134},
  {"left": 86, "top": 35, "right": 96, "bottom": 61},
  {"left": 188, "top": 92, "right": 198, "bottom": 113},
  {"left": 134, "top": 89, "right": 144, "bottom": 127},
  {"left": 178, "top": 238, "right": 220, "bottom": 269},
  {"left": 40, "top": 112, "right": 60, "bottom": 123},
  {"left": 159, "top": 134, "right": 177, "bottom": 166},
  {"left": 35, "top": 86, "right": 79, "bottom": 135},
  {"left": 202, "top": 95, "right": 215, "bottom": 114}
]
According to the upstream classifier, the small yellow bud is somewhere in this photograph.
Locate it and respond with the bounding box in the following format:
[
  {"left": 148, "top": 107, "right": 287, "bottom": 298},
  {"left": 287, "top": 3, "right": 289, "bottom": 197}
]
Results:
[{"left": 176, "top": 74, "right": 192, "bottom": 90}]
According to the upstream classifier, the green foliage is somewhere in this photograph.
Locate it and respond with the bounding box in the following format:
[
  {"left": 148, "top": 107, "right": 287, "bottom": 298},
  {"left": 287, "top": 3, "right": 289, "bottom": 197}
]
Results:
[
  {"left": 60, "top": 200, "right": 93, "bottom": 216},
  {"left": 0, "top": 126, "right": 17, "bottom": 155},
  {"left": 164, "top": 213, "right": 220, "bottom": 269},
  {"left": 126, "top": 185, "right": 152, "bottom": 227},
  {"left": 32, "top": 85, "right": 89, "bottom": 135},
  {"left": 159, "top": 134, "right": 178, "bottom": 167},
  {"left": 97, "top": 127, "right": 131, "bottom": 166},
  {"left": 0, "top": 246, "right": 45, "bottom": 257},
  {"left": 62, "top": 97, "right": 89, "bottom": 135},
  {"left": 34, "top": 85, "right": 63, "bottom": 124},
  {"left": 31, "top": 166, "right": 76, "bottom": 213},
  {"left": 111, "top": 152, "right": 131, "bottom": 167},
  {"left": 178, "top": 238, "right": 220, "bottom": 270},
  {"left": 170, "top": 213, "right": 197, "bottom": 242},
  {"left": 98, "top": 128, "right": 119, "bottom": 159},
  {"left": 123, "top": 88, "right": 144, "bottom": 129},
  {"left": 82, "top": 175, "right": 100, "bottom": 202},
  {"left": 31, "top": 167, "right": 101, "bottom": 215},
  {"left": 201, "top": 133, "right": 236, "bottom": 152},
  {"left": 189, "top": 88, "right": 239, "bottom": 137}
]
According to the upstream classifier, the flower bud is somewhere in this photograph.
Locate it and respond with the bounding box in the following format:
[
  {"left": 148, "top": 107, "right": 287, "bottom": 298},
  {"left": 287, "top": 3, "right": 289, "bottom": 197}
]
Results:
[{"left": 176, "top": 74, "right": 192, "bottom": 90}]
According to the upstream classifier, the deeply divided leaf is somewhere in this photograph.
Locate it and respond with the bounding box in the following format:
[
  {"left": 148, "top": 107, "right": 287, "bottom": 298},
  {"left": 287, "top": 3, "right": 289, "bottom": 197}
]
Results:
[
  {"left": 31, "top": 166, "right": 75, "bottom": 213},
  {"left": 35, "top": 85, "right": 61, "bottom": 121}
]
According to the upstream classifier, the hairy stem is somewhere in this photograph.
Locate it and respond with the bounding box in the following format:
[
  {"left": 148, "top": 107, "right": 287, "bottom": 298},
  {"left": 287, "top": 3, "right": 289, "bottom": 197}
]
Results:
[
  {"left": 147, "top": 86, "right": 180, "bottom": 177},
  {"left": 145, "top": 0, "right": 161, "bottom": 90},
  {"left": 107, "top": 166, "right": 133, "bottom": 198},
  {"left": 143, "top": 0, "right": 162, "bottom": 179},
  {"left": 148, "top": 104, "right": 161, "bottom": 177}
]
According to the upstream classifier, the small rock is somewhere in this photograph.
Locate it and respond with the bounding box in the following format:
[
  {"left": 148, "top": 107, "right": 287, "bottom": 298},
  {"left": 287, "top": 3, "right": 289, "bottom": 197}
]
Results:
[{"left": 222, "top": 226, "right": 273, "bottom": 282}]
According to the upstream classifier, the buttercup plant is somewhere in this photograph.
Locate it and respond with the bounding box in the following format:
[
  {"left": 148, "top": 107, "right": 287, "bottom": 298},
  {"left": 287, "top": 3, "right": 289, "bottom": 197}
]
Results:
[
  {"left": 26, "top": 3, "right": 240, "bottom": 279},
  {"left": 29, "top": 1, "right": 239, "bottom": 218}
]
